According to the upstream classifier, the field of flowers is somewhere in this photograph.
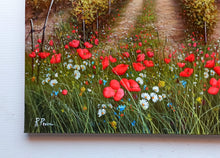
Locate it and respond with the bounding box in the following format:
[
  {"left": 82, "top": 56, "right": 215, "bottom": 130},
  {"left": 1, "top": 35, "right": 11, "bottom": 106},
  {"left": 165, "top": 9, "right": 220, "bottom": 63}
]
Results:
[{"left": 25, "top": 0, "right": 220, "bottom": 134}]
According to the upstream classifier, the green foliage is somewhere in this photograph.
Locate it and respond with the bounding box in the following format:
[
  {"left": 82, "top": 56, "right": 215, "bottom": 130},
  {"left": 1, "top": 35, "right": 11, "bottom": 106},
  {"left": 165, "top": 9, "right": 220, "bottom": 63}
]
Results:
[
  {"left": 71, "top": 0, "right": 122, "bottom": 25},
  {"left": 180, "top": 0, "right": 217, "bottom": 39}
]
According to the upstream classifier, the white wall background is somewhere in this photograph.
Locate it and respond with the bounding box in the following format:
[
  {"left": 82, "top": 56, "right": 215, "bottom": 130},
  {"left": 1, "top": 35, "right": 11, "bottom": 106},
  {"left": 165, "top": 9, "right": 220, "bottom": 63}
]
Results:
[{"left": 1, "top": 0, "right": 220, "bottom": 157}]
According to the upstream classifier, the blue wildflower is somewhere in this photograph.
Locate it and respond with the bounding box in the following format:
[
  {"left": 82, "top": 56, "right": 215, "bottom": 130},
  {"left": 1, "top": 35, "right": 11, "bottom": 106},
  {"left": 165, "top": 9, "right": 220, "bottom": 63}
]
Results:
[
  {"left": 167, "top": 102, "right": 173, "bottom": 107},
  {"left": 103, "top": 80, "right": 107, "bottom": 86},
  {"left": 131, "top": 120, "right": 136, "bottom": 126}
]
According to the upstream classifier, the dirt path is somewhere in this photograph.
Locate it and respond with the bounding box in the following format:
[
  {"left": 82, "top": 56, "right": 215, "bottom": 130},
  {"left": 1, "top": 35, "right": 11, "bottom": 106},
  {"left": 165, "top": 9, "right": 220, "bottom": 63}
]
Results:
[
  {"left": 105, "top": 0, "right": 144, "bottom": 48},
  {"left": 155, "top": 0, "right": 185, "bottom": 43},
  {"left": 212, "top": 1, "right": 220, "bottom": 40}
]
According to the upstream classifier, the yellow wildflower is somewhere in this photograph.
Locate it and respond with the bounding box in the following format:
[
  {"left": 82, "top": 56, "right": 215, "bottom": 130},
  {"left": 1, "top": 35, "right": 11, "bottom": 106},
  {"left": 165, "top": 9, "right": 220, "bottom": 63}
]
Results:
[
  {"left": 196, "top": 97, "right": 202, "bottom": 104},
  {"left": 158, "top": 81, "right": 165, "bottom": 87},
  {"left": 81, "top": 87, "right": 86, "bottom": 92},
  {"left": 110, "top": 121, "right": 117, "bottom": 130}
]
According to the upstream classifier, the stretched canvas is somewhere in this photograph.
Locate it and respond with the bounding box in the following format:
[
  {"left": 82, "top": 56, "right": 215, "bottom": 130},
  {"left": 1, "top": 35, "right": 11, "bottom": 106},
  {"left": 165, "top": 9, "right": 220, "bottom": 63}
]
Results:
[{"left": 25, "top": 0, "right": 220, "bottom": 134}]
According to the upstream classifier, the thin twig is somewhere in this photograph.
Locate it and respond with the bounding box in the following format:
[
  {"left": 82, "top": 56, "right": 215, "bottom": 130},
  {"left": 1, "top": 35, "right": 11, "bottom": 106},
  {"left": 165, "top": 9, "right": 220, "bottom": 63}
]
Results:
[
  {"left": 40, "top": 0, "right": 54, "bottom": 52},
  {"left": 30, "top": 19, "right": 34, "bottom": 76},
  {"left": 37, "top": 0, "right": 54, "bottom": 83}
]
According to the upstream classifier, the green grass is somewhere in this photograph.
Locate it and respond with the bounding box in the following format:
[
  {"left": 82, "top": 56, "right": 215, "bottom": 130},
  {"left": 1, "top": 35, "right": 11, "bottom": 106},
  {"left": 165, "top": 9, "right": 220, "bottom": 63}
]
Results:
[{"left": 25, "top": 0, "right": 220, "bottom": 134}]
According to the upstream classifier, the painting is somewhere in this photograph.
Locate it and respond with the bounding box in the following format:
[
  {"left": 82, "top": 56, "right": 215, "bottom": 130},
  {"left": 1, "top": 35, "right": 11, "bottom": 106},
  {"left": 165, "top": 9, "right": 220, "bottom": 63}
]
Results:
[{"left": 25, "top": 0, "right": 220, "bottom": 134}]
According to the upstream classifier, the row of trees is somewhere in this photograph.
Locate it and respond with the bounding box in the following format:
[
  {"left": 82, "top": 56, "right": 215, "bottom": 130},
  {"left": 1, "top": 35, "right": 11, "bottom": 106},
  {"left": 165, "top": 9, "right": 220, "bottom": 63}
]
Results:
[{"left": 180, "top": 0, "right": 217, "bottom": 42}]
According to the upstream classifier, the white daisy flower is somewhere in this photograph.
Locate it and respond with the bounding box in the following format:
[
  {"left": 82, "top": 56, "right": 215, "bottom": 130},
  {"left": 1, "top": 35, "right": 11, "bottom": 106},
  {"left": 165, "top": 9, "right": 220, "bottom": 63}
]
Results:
[
  {"left": 74, "top": 70, "right": 81, "bottom": 79},
  {"left": 162, "top": 94, "right": 166, "bottom": 99},
  {"left": 136, "top": 77, "right": 144, "bottom": 85},
  {"left": 158, "top": 95, "right": 163, "bottom": 101},
  {"left": 210, "top": 70, "right": 215, "bottom": 76},
  {"left": 91, "top": 74, "right": 95, "bottom": 78},
  {"left": 46, "top": 73, "right": 51, "bottom": 78},
  {"left": 80, "top": 65, "right": 86, "bottom": 71},
  {"left": 204, "top": 72, "right": 209, "bottom": 79},
  {"left": 169, "top": 67, "right": 174, "bottom": 72},
  {"left": 204, "top": 68, "right": 209, "bottom": 73},
  {"left": 41, "top": 80, "right": 46, "bottom": 85},
  {"left": 98, "top": 109, "right": 106, "bottom": 117},
  {"left": 67, "top": 63, "right": 73, "bottom": 69},
  {"left": 83, "top": 61, "right": 88, "bottom": 65},
  {"left": 139, "top": 99, "right": 149, "bottom": 110},
  {"left": 55, "top": 73, "right": 58, "bottom": 78},
  {"left": 152, "top": 86, "right": 159, "bottom": 93},
  {"left": 150, "top": 93, "right": 159, "bottom": 103},
  {"left": 49, "top": 79, "right": 58, "bottom": 87},
  {"left": 87, "top": 88, "right": 92, "bottom": 92},
  {"left": 68, "top": 59, "right": 73, "bottom": 63},
  {"left": 107, "top": 103, "right": 113, "bottom": 109},
  {"left": 45, "top": 77, "right": 50, "bottom": 83},
  {"left": 141, "top": 93, "right": 151, "bottom": 101},
  {"left": 73, "top": 65, "right": 80, "bottom": 70},
  {"left": 63, "top": 62, "right": 67, "bottom": 67},
  {"left": 101, "top": 104, "right": 107, "bottom": 109},
  {"left": 139, "top": 73, "right": 146, "bottom": 78}
]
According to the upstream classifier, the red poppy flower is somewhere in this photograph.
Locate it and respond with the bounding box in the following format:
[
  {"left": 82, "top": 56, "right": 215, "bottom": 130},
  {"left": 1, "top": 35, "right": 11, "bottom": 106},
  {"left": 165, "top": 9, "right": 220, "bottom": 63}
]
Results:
[
  {"left": 99, "top": 80, "right": 103, "bottom": 85},
  {"left": 72, "top": 30, "right": 76, "bottom": 33},
  {"left": 103, "top": 87, "right": 115, "bottom": 98},
  {"left": 77, "top": 49, "right": 92, "bottom": 60},
  {"left": 65, "top": 45, "right": 69, "bottom": 49},
  {"left": 208, "top": 78, "right": 220, "bottom": 95},
  {"left": 102, "top": 56, "right": 109, "bottom": 70},
  {"left": 205, "top": 60, "right": 215, "bottom": 68},
  {"left": 109, "top": 55, "right": 117, "bottom": 63},
  {"left": 120, "top": 78, "right": 141, "bottom": 92},
  {"left": 133, "top": 63, "right": 145, "bottom": 71},
  {"left": 208, "top": 87, "right": 219, "bottom": 95},
  {"left": 147, "top": 51, "right": 154, "bottom": 58},
  {"left": 110, "top": 79, "right": 120, "bottom": 90},
  {"left": 144, "top": 60, "right": 154, "bottom": 67},
  {"left": 49, "top": 40, "right": 54, "bottom": 46},
  {"left": 214, "top": 66, "right": 220, "bottom": 76},
  {"left": 185, "top": 54, "right": 195, "bottom": 62},
  {"left": 136, "top": 54, "right": 145, "bottom": 62},
  {"left": 95, "top": 39, "right": 99, "bottom": 45},
  {"left": 122, "top": 52, "right": 130, "bottom": 58},
  {"left": 164, "top": 58, "right": 171, "bottom": 64},
  {"left": 168, "top": 53, "right": 172, "bottom": 58},
  {"left": 179, "top": 68, "right": 194, "bottom": 77},
  {"left": 211, "top": 52, "right": 216, "bottom": 58},
  {"left": 136, "top": 49, "right": 141, "bottom": 54},
  {"left": 84, "top": 42, "right": 93, "bottom": 48},
  {"left": 103, "top": 80, "right": 124, "bottom": 101},
  {"left": 112, "top": 64, "right": 129, "bottom": 75},
  {"left": 38, "top": 52, "right": 50, "bottom": 59},
  {"left": 193, "top": 43, "right": 197, "bottom": 47},
  {"left": 50, "top": 54, "right": 61, "bottom": 64},
  {"left": 62, "top": 89, "right": 68, "bottom": 95},
  {"left": 37, "top": 39, "right": 42, "bottom": 43},
  {"left": 100, "top": 56, "right": 104, "bottom": 60},
  {"left": 177, "top": 62, "right": 185, "bottom": 68},
  {"left": 69, "top": 40, "right": 80, "bottom": 48},
  {"left": 139, "top": 42, "right": 142, "bottom": 47},
  {"left": 29, "top": 52, "right": 36, "bottom": 58},
  {"left": 205, "top": 54, "right": 209, "bottom": 58}
]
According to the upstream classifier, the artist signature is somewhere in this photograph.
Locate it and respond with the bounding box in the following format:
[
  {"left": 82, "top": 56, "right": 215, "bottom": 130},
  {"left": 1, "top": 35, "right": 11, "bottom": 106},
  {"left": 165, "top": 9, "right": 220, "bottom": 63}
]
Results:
[{"left": 34, "top": 118, "right": 54, "bottom": 127}]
